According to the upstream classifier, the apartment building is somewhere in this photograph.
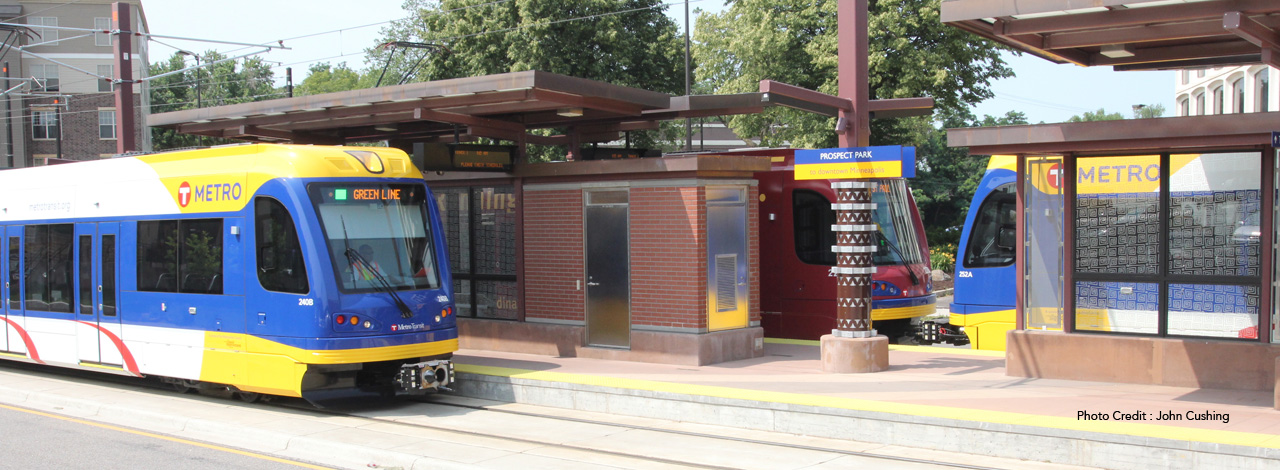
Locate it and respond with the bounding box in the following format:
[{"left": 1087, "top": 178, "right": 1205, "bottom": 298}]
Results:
[
  {"left": 1174, "top": 64, "right": 1277, "bottom": 117},
  {"left": 0, "top": 0, "right": 148, "bottom": 168}
]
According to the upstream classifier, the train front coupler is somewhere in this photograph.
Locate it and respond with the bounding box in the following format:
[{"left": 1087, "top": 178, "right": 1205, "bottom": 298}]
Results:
[
  {"left": 395, "top": 359, "right": 455, "bottom": 394},
  {"left": 914, "top": 321, "right": 971, "bottom": 346}
]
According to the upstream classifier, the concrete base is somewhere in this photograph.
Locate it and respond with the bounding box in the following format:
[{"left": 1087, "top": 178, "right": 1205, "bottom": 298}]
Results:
[
  {"left": 1007, "top": 329, "right": 1280, "bottom": 391},
  {"left": 460, "top": 318, "right": 765, "bottom": 366},
  {"left": 1275, "top": 357, "right": 1280, "bottom": 410},
  {"left": 820, "top": 334, "right": 889, "bottom": 373}
]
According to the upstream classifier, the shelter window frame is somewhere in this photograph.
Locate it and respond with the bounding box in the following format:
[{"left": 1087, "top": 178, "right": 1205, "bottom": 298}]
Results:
[
  {"left": 435, "top": 184, "right": 518, "bottom": 321},
  {"left": 1069, "top": 152, "right": 1263, "bottom": 341}
]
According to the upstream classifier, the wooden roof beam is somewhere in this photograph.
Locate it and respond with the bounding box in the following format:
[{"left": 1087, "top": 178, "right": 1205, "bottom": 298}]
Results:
[
  {"left": 1225, "top": 11, "right": 1280, "bottom": 67},
  {"left": 996, "top": 0, "right": 1280, "bottom": 36}
]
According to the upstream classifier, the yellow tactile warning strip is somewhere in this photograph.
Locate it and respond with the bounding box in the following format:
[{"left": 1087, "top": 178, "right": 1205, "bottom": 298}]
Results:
[
  {"left": 763, "top": 337, "right": 1007, "bottom": 358},
  {"left": 456, "top": 363, "right": 1280, "bottom": 450}
]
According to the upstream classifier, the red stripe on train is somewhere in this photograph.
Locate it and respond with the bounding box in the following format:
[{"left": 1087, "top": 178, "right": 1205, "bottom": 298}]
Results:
[
  {"left": 73, "top": 321, "right": 141, "bottom": 377},
  {"left": 0, "top": 315, "right": 44, "bottom": 364}
]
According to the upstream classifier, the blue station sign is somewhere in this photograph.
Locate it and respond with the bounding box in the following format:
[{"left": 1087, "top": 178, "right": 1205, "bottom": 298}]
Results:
[{"left": 794, "top": 145, "right": 916, "bottom": 180}]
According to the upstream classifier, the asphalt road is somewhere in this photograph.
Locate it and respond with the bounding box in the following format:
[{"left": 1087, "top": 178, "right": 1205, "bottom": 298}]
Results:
[{"left": 0, "top": 404, "right": 330, "bottom": 470}]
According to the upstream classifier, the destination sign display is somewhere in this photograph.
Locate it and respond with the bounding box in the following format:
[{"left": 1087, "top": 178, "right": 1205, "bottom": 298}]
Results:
[
  {"left": 794, "top": 145, "right": 915, "bottom": 180},
  {"left": 580, "top": 147, "right": 651, "bottom": 160},
  {"left": 409, "top": 142, "right": 516, "bottom": 172},
  {"left": 324, "top": 184, "right": 422, "bottom": 204}
]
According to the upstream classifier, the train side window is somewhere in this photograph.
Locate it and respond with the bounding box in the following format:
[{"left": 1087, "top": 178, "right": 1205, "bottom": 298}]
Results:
[
  {"left": 137, "top": 219, "right": 223, "bottom": 295},
  {"left": 255, "top": 197, "right": 309, "bottom": 294},
  {"left": 137, "top": 220, "right": 178, "bottom": 292},
  {"left": 963, "top": 183, "right": 1017, "bottom": 268},
  {"left": 79, "top": 235, "right": 92, "bottom": 315},
  {"left": 23, "top": 224, "right": 73, "bottom": 313},
  {"left": 793, "top": 189, "right": 837, "bottom": 266}
]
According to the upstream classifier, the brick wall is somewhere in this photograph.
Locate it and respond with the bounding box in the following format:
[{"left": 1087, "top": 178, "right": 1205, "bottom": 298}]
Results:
[
  {"left": 25, "top": 93, "right": 143, "bottom": 162},
  {"left": 523, "top": 189, "right": 585, "bottom": 322},
  {"left": 630, "top": 186, "right": 707, "bottom": 330}
]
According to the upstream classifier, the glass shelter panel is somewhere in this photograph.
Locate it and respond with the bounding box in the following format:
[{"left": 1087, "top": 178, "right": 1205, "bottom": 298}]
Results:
[
  {"left": 1167, "top": 153, "right": 1260, "bottom": 277},
  {"left": 1025, "top": 157, "right": 1064, "bottom": 329},
  {"left": 1167, "top": 284, "right": 1258, "bottom": 338},
  {"left": 1075, "top": 281, "right": 1159, "bottom": 334},
  {"left": 1074, "top": 156, "right": 1161, "bottom": 275}
]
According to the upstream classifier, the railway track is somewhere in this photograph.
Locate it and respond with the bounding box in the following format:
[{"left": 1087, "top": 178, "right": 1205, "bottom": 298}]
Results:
[{"left": 1, "top": 360, "right": 1060, "bottom": 470}]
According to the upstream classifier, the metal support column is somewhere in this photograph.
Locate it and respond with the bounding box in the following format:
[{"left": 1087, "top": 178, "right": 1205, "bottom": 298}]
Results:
[{"left": 831, "top": 180, "right": 877, "bottom": 337}]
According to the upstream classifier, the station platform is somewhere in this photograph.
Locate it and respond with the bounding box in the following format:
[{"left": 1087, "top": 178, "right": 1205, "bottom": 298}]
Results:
[{"left": 452, "top": 338, "right": 1280, "bottom": 470}]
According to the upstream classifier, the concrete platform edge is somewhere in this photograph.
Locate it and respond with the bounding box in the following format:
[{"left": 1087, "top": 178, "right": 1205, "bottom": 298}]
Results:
[
  {"left": 0, "top": 383, "right": 477, "bottom": 470},
  {"left": 454, "top": 371, "right": 1280, "bottom": 470}
]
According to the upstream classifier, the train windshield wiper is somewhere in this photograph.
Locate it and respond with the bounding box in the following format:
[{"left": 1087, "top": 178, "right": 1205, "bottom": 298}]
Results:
[
  {"left": 875, "top": 229, "right": 920, "bottom": 286},
  {"left": 346, "top": 247, "right": 414, "bottom": 319}
]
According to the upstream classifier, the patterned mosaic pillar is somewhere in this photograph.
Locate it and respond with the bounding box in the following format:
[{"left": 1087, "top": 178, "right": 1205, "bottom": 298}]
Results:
[{"left": 831, "top": 181, "right": 878, "bottom": 338}]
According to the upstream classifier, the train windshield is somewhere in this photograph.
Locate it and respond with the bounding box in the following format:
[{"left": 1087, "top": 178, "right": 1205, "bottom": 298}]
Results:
[
  {"left": 792, "top": 181, "right": 925, "bottom": 267},
  {"left": 870, "top": 180, "right": 926, "bottom": 266},
  {"left": 309, "top": 183, "right": 441, "bottom": 292}
]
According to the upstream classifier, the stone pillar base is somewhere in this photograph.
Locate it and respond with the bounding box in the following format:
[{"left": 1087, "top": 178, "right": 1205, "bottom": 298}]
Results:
[
  {"left": 821, "top": 334, "right": 889, "bottom": 373},
  {"left": 1274, "top": 357, "right": 1280, "bottom": 410}
]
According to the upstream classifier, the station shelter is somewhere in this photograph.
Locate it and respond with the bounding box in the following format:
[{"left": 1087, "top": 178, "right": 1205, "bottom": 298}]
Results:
[
  {"left": 149, "top": 71, "right": 844, "bottom": 366},
  {"left": 942, "top": 1, "right": 1280, "bottom": 397}
]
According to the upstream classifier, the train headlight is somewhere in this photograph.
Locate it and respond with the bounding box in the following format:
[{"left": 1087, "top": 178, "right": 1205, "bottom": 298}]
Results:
[
  {"left": 435, "top": 315, "right": 441, "bottom": 322},
  {"left": 346, "top": 150, "right": 384, "bottom": 173},
  {"left": 363, "top": 320, "right": 373, "bottom": 329}
]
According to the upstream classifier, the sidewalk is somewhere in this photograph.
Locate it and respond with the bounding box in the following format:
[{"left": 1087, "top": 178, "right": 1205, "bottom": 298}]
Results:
[{"left": 451, "top": 339, "right": 1280, "bottom": 470}]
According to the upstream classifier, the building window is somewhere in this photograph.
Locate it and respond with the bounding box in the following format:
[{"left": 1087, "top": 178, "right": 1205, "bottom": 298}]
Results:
[
  {"left": 97, "top": 65, "right": 113, "bottom": 92},
  {"left": 98, "top": 109, "right": 115, "bottom": 139},
  {"left": 1233, "top": 78, "right": 1245, "bottom": 113},
  {"left": 1256, "top": 70, "right": 1270, "bottom": 113},
  {"left": 32, "top": 110, "right": 57, "bottom": 140},
  {"left": 31, "top": 64, "right": 58, "bottom": 92},
  {"left": 1212, "top": 86, "right": 1224, "bottom": 114},
  {"left": 1196, "top": 69, "right": 1205, "bottom": 78},
  {"left": 137, "top": 219, "right": 224, "bottom": 294},
  {"left": 1177, "top": 98, "right": 1189, "bottom": 117},
  {"left": 1181, "top": 70, "right": 1189, "bottom": 84},
  {"left": 94, "top": 17, "right": 111, "bottom": 46},
  {"left": 1194, "top": 92, "right": 1205, "bottom": 115},
  {"left": 30, "top": 17, "right": 57, "bottom": 45}
]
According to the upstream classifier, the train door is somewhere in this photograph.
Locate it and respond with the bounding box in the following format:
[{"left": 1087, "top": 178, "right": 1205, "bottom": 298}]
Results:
[
  {"left": 1, "top": 228, "right": 8, "bottom": 351},
  {"left": 74, "top": 223, "right": 121, "bottom": 365},
  {"left": 585, "top": 190, "right": 630, "bottom": 348},
  {"left": 3, "top": 226, "right": 21, "bottom": 353}
]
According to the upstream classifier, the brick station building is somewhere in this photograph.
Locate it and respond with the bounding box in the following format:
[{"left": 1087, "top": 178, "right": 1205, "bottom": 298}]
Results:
[{"left": 150, "top": 71, "right": 807, "bottom": 365}]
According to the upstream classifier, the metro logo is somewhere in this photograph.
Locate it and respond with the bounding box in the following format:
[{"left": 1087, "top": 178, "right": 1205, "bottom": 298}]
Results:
[{"left": 177, "top": 181, "right": 192, "bottom": 207}]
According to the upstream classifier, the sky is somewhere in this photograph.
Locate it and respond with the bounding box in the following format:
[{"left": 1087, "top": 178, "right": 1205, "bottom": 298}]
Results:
[{"left": 140, "top": 0, "right": 1175, "bottom": 125}]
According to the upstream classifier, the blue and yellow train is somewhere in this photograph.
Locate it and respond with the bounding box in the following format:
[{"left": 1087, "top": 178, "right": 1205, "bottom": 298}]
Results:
[{"left": 0, "top": 144, "right": 457, "bottom": 403}]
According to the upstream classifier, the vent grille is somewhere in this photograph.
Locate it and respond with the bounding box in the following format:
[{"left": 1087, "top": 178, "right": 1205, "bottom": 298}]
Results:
[{"left": 715, "top": 254, "right": 737, "bottom": 312}]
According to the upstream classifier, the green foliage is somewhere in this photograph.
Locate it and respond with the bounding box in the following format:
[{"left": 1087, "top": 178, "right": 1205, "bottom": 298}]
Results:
[
  {"left": 929, "top": 243, "right": 956, "bottom": 273},
  {"left": 1067, "top": 108, "right": 1124, "bottom": 122},
  {"left": 373, "top": 0, "right": 686, "bottom": 161},
  {"left": 909, "top": 109, "right": 1026, "bottom": 247},
  {"left": 1133, "top": 103, "right": 1165, "bottom": 119},
  {"left": 692, "top": 0, "right": 1014, "bottom": 148},
  {"left": 295, "top": 62, "right": 371, "bottom": 96},
  {"left": 149, "top": 51, "right": 280, "bottom": 150}
]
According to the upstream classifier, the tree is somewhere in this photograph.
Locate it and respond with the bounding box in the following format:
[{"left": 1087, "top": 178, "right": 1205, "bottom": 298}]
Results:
[
  {"left": 1133, "top": 103, "right": 1165, "bottom": 119},
  {"left": 296, "top": 62, "right": 369, "bottom": 96},
  {"left": 692, "top": 0, "right": 1014, "bottom": 149},
  {"left": 372, "top": 0, "right": 686, "bottom": 160},
  {"left": 910, "top": 109, "right": 1028, "bottom": 248},
  {"left": 1067, "top": 108, "right": 1124, "bottom": 122},
  {"left": 149, "top": 51, "right": 280, "bottom": 149}
]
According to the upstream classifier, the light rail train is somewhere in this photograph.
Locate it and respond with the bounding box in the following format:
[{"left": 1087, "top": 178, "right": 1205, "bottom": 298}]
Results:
[
  {"left": 751, "top": 150, "right": 936, "bottom": 341},
  {"left": 0, "top": 144, "right": 457, "bottom": 403}
]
